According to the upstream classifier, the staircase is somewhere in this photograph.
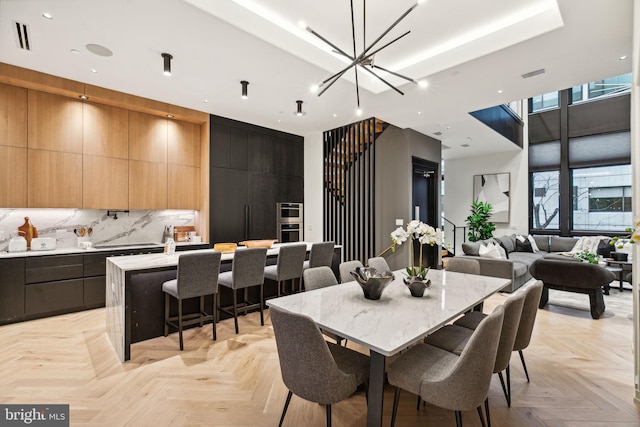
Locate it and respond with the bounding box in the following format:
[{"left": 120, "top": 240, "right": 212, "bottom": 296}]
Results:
[{"left": 324, "top": 118, "right": 388, "bottom": 204}]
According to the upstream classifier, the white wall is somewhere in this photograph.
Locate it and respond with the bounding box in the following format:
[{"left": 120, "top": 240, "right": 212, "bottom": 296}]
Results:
[
  {"left": 444, "top": 116, "right": 529, "bottom": 253},
  {"left": 303, "top": 131, "right": 324, "bottom": 243}
]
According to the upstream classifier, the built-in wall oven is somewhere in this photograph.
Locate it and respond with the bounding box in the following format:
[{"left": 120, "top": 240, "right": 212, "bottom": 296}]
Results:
[{"left": 277, "top": 202, "right": 303, "bottom": 242}]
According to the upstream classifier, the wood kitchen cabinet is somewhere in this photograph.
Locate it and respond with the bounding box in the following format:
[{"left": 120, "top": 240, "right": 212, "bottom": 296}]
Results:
[
  {"left": 83, "top": 102, "right": 129, "bottom": 159},
  {"left": 0, "top": 82, "right": 27, "bottom": 148},
  {"left": 28, "top": 149, "right": 82, "bottom": 208},
  {"left": 28, "top": 90, "right": 83, "bottom": 153},
  {"left": 129, "top": 111, "right": 167, "bottom": 163},
  {"left": 209, "top": 115, "right": 303, "bottom": 243},
  {"left": 168, "top": 164, "right": 200, "bottom": 210},
  {"left": 168, "top": 120, "right": 200, "bottom": 167},
  {"left": 0, "top": 146, "right": 27, "bottom": 207},
  {"left": 83, "top": 155, "right": 129, "bottom": 209},
  {"left": 129, "top": 160, "right": 167, "bottom": 209}
]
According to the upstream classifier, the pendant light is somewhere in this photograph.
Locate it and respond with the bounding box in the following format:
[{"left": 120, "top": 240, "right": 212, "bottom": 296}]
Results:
[
  {"left": 241, "top": 80, "right": 249, "bottom": 99},
  {"left": 161, "top": 53, "right": 173, "bottom": 76}
]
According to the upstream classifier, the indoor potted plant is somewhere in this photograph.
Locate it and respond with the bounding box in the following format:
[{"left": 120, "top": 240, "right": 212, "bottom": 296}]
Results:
[
  {"left": 391, "top": 220, "right": 443, "bottom": 296},
  {"left": 466, "top": 200, "right": 496, "bottom": 242}
]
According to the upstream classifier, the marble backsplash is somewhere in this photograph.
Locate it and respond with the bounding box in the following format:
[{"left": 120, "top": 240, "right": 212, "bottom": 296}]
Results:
[{"left": 0, "top": 209, "right": 195, "bottom": 251}]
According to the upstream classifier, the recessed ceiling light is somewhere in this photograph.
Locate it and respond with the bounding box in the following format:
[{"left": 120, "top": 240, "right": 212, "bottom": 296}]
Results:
[
  {"left": 203, "top": 99, "right": 209, "bottom": 103},
  {"left": 86, "top": 43, "right": 113, "bottom": 57},
  {"left": 332, "top": 113, "right": 337, "bottom": 117},
  {"left": 497, "top": 89, "right": 503, "bottom": 93},
  {"left": 356, "top": 108, "right": 362, "bottom": 116},
  {"left": 277, "top": 119, "right": 282, "bottom": 123},
  {"left": 42, "top": 12, "right": 53, "bottom": 20},
  {"left": 619, "top": 55, "right": 628, "bottom": 61},
  {"left": 90, "top": 69, "right": 97, "bottom": 73},
  {"left": 166, "top": 114, "right": 174, "bottom": 119},
  {"left": 79, "top": 95, "right": 88, "bottom": 100},
  {"left": 70, "top": 49, "right": 80, "bottom": 54},
  {"left": 417, "top": 111, "right": 422, "bottom": 115},
  {"left": 310, "top": 84, "right": 319, "bottom": 93},
  {"left": 417, "top": 80, "right": 428, "bottom": 88}
]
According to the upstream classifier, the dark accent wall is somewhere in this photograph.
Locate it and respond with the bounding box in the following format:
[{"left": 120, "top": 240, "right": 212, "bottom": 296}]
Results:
[
  {"left": 469, "top": 105, "right": 524, "bottom": 147},
  {"left": 209, "top": 115, "right": 304, "bottom": 244}
]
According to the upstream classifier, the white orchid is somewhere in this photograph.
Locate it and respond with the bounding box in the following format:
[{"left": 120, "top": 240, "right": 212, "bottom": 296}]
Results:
[{"left": 390, "top": 220, "right": 444, "bottom": 280}]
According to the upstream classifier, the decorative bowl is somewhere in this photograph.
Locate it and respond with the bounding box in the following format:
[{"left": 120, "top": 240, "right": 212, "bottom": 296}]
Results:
[
  {"left": 350, "top": 267, "right": 395, "bottom": 300},
  {"left": 403, "top": 277, "right": 431, "bottom": 297}
]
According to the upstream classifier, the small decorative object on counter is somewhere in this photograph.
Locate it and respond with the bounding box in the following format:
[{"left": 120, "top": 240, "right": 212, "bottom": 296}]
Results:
[
  {"left": 403, "top": 276, "right": 431, "bottom": 297},
  {"left": 162, "top": 225, "right": 173, "bottom": 243},
  {"left": 164, "top": 237, "right": 176, "bottom": 255},
  {"left": 8, "top": 232, "right": 28, "bottom": 253},
  {"left": 350, "top": 267, "right": 394, "bottom": 300},
  {"left": 18, "top": 217, "right": 38, "bottom": 249}
]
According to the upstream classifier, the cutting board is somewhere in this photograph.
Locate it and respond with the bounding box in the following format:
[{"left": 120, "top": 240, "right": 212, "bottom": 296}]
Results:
[{"left": 173, "top": 225, "right": 195, "bottom": 242}]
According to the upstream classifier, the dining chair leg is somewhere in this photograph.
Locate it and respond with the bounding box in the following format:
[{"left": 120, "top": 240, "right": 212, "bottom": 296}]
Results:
[
  {"left": 233, "top": 290, "right": 239, "bottom": 334},
  {"left": 199, "top": 296, "right": 205, "bottom": 327},
  {"left": 390, "top": 387, "right": 401, "bottom": 427},
  {"left": 164, "top": 293, "right": 170, "bottom": 337},
  {"left": 476, "top": 405, "right": 487, "bottom": 427},
  {"left": 260, "top": 283, "right": 265, "bottom": 326},
  {"left": 325, "top": 404, "right": 332, "bottom": 427},
  {"left": 416, "top": 396, "right": 421, "bottom": 410},
  {"left": 497, "top": 365, "right": 511, "bottom": 407},
  {"left": 212, "top": 294, "right": 217, "bottom": 341},
  {"left": 454, "top": 410, "right": 463, "bottom": 427},
  {"left": 485, "top": 397, "right": 491, "bottom": 427},
  {"left": 519, "top": 350, "right": 530, "bottom": 382},
  {"left": 178, "top": 299, "right": 184, "bottom": 351},
  {"left": 278, "top": 390, "right": 292, "bottom": 427}
]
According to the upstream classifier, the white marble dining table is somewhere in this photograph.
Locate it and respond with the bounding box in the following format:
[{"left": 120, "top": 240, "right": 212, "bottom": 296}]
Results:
[{"left": 266, "top": 268, "right": 511, "bottom": 427}]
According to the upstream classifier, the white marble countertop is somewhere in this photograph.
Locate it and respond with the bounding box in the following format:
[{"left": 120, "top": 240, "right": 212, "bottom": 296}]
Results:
[
  {"left": 267, "top": 269, "right": 510, "bottom": 356},
  {"left": 106, "top": 242, "right": 316, "bottom": 271},
  {"left": 0, "top": 242, "right": 206, "bottom": 259}
]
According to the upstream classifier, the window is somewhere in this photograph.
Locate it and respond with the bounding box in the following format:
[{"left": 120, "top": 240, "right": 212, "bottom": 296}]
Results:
[
  {"left": 572, "top": 165, "right": 632, "bottom": 231},
  {"left": 531, "top": 171, "right": 560, "bottom": 230},
  {"left": 571, "top": 73, "right": 631, "bottom": 104},
  {"left": 530, "top": 91, "right": 559, "bottom": 112}
]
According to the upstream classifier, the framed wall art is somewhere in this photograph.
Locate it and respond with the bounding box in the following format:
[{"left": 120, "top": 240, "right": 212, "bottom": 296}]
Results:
[{"left": 473, "top": 173, "right": 510, "bottom": 223}]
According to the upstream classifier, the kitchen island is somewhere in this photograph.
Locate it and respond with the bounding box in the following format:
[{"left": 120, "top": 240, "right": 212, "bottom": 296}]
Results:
[{"left": 106, "top": 243, "right": 341, "bottom": 361}]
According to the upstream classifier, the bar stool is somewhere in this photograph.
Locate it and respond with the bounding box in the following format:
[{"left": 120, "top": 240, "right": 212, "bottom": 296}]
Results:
[
  {"left": 218, "top": 247, "right": 268, "bottom": 334},
  {"left": 162, "top": 250, "right": 222, "bottom": 351},
  {"left": 264, "top": 243, "right": 307, "bottom": 296},
  {"left": 302, "top": 241, "right": 335, "bottom": 270}
]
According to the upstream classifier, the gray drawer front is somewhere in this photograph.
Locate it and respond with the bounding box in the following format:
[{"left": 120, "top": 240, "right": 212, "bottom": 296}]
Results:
[
  {"left": 84, "top": 253, "right": 109, "bottom": 277},
  {"left": 84, "top": 276, "right": 105, "bottom": 307},
  {"left": 26, "top": 255, "right": 84, "bottom": 284},
  {"left": 25, "top": 278, "right": 84, "bottom": 315}
]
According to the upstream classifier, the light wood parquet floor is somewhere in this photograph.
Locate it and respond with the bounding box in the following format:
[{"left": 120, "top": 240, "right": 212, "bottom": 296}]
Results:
[{"left": 0, "top": 285, "right": 639, "bottom": 426}]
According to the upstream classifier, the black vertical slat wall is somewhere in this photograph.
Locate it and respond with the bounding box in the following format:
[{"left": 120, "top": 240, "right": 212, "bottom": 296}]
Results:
[{"left": 323, "top": 118, "right": 382, "bottom": 263}]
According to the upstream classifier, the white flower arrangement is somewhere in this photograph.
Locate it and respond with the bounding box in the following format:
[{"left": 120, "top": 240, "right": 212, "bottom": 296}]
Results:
[{"left": 391, "top": 220, "right": 443, "bottom": 280}]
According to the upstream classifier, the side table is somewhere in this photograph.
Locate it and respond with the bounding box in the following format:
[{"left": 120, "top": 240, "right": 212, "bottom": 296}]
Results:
[{"left": 606, "top": 259, "right": 632, "bottom": 292}]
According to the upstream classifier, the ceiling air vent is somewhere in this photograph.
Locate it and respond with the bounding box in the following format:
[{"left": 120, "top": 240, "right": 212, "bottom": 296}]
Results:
[
  {"left": 521, "top": 68, "right": 545, "bottom": 79},
  {"left": 14, "top": 21, "right": 31, "bottom": 51},
  {"left": 461, "top": 144, "right": 470, "bottom": 148},
  {"left": 433, "top": 131, "right": 443, "bottom": 136},
  {"left": 442, "top": 145, "right": 450, "bottom": 150}
]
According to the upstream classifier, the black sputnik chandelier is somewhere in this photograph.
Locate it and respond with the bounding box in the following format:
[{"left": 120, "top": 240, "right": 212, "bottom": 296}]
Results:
[{"left": 301, "top": 0, "right": 427, "bottom": 113}]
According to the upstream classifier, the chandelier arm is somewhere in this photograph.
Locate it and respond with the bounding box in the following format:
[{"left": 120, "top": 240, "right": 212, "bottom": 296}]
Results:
[
  {"left": 350, "top": 0, "right": 357, "bottom": 58},
  {"left": 361, "top": 66, "right": 404, "bottom": 96},
  {"left": 354, "top": 66, "right": 361, "bottom": 108},
  {"left": 362, "top": 30, "right": 410, "bottom": 61},
  {"left": 320, "top": 65, "right": 352, "bottom": 86},
  {"left": 318, "top": 69, "right": 350, "bottom": 96},
  {"left": 370, "top": 64, "right": 416, "bottom": 83},
  {"left": 363, "top": 0, "right": 366, "bottom": 52},
  {"left": 306, "top": 26, "right": 354, "bottom": 60},
  {"left": 359, "top": 3, "right": 418, "bottom": 59}
]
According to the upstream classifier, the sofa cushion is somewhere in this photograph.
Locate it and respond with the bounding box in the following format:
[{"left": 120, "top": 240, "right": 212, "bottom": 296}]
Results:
[
  {"left": 462, "top": 241, "right": 482, "bottom": 256},
  {"left": 479, "top": 242, "right": 503, "bottom": 259},
  {"left": 496, "top": 235, "right": 515, "bottom": 253},
  {"left": 533, "top": 236, "right": 550, "bottom": 253},
  {"left": 549, "top": 236, "right": 578, "bottom": 253},
  {"left": 511, "top": 261, "right": 529, "bottom": 279},
  {"left": 509, "top": 252, "right": 544, "bottom": 266},
  {"left": 515, "top": 238, "right": 533, "bottom": 252}
]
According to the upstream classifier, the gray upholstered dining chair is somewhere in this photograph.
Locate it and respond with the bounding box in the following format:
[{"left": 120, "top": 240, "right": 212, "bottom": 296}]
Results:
[
  {"left": 218, "top": 247, "right": 267, "bottom": 334},
  {"left": 303, "top": 241, "right": 335, "bottom": 270},
  {"left": 387, "top": 306, "right": 505, "bottom": 427},
  {"left": 264, "top": 243, "right": 307, "bottom": 296},
  {"left": 446, "top": 257, "right": 480, "bottom": 275},
  {"left": 512, "top": 280, "right": 544, "bottom": 384},
  {"left": 427, "top": 291, "right": 526, "bottom": 409},
  {"left": 162, "top": 251, "right": 222, "bottom": 351},
  {"left": 270, "top": 305, "right": 369, "bottom": 427},
  {"left": 339, "top": 260, "right": 364, "bottom": 283},
  {"left": 367, "top": 256, "right": 391, "bottom": 273},
  {"left": 302, "top": 266, "right": 345, "bottom": 345}
]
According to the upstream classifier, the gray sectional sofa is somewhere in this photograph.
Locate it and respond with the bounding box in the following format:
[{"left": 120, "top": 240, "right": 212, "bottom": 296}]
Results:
[{"left": 457, "top": 235, "right": 605, "bottom": 292}]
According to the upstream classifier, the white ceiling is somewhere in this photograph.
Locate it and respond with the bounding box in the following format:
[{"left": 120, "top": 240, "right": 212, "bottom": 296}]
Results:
[{"left": 0, "top": 0, "right": 633, "bottom": 159}]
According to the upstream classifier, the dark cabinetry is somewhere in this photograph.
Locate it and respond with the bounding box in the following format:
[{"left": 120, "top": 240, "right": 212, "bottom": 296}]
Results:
[
  {"left": 25, "top": 255, "right": 85, "bottom": 317},
  {"left": 210, "top": 115, "right": 304, "bottom": 243},
  {"left": 0, "top": 258, "right": 25, "bottom": 323}
]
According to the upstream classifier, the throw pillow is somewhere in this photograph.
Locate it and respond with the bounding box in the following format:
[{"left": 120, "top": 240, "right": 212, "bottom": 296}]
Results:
[
  {"left": 479, "top": 243, "right": 501, "bottom": 259},
  {"left": 527, "top": 234, "right": 540, "bottom": 253},
  {"left": 496, "top": 240, "right": 510, "bottom": 259},
  {"left": 515, "top": 238, "right": 534, "bottom": 252},
  {"left": 597, "top": 238, "right": 612, "bottom": 258},
  {"left": 462, "top": 241, "right": 482, "bottom": 256}
]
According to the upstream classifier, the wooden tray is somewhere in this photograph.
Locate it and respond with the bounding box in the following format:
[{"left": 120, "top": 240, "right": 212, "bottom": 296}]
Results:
[
  {"left": 173, "top": 225, "right": 195, "bottom": 242},
  {"left": 213, "top": 243, "right": 238, "bottom": 253}
]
